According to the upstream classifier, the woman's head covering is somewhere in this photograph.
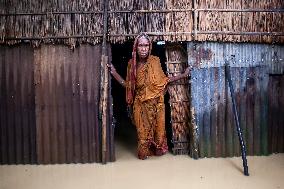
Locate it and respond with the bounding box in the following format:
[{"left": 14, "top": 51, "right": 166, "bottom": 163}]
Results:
[{"left": 126, "top": 33, "right": 152, "bottom": 105}]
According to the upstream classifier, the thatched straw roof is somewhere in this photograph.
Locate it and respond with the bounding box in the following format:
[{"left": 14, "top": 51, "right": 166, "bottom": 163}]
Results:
[{"left": 0, "top": 0, "right": 283, "bottom": 46}]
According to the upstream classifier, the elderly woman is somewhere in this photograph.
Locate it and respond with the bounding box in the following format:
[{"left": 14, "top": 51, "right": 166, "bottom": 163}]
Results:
[{"left": 108, "top": 33, "right": 190, "bottom": 160}]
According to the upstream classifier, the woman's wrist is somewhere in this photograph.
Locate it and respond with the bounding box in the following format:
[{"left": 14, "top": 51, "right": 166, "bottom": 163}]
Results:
[
  {"left": 179, "top": 73, "right": 186, "bottom": 79},
  {"left": 110, "top": 68, "right": 116, "bottom": 75},
  {"left": 183, "top": 71, "right": 190, "bottom": 78}
]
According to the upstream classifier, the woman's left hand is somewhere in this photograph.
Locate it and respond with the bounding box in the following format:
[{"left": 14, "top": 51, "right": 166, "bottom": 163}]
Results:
[{"left": 183, "top": 66, "right": 192, "bottom": 77}]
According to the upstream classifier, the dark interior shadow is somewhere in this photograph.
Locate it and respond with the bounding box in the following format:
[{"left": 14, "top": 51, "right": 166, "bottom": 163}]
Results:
[
  {"left": 111, "top": 42, "right": 137, "bottom": 158},
  {"left": 114, "top": 119, "right": 138, "bottom": 156}
]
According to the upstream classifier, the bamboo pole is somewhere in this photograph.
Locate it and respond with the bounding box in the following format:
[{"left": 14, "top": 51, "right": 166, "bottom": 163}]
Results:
[
  {"left": 0, "top": 11, "right": 103, "bottom": 16},
  {"left": 4, "top": 35, "right": 103, "bottom": 40},
  {"left": 196, "top": 8, "right": 284, "bottom": 12},
  {"left": 99, "top": 0, "right": 109, "bottom": 164},
  {"left": 225, "top": 62, "right": 249, "bottom": 176},
  {"left": 3, "top": 31, "right": 284, "bottom": 41},
  {"left": 2, "top": 31, "right": 284, "bottom": 41},
  {"left": 1, "top": 8, "right": 283, "bottom": 16}
]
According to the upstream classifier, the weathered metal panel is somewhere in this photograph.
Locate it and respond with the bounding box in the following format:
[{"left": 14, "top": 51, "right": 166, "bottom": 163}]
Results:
[
  {"left": 268, "top": 75, "right": 284, "bottom": 153},
  {"left": 0, "top": 45, "right": 37, "bottom": 164},
  {"left": 188, "top": 42, "right": 284, "bottom": 72},
  {"left": 0, "top": 44, "right": 115, "bottom": 164},
  {"left": 191, "top": 66, "right": 269, "bottom": 157},
  {"left": 34, "top": 44, "right": 114, "bottom": 164},
  {"left": 188, "top": 41, "right": 282, "bottom": 157}
]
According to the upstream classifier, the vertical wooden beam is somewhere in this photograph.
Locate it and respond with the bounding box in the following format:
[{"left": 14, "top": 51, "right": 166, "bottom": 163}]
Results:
[{"left": 100, "top": 0, "right": 109, "bottom": 164}]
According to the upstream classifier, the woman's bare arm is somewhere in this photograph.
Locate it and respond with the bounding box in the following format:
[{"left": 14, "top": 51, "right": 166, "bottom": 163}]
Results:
[
  {"left": 107, "top": 64, "right": 126, "bottom": 87},
  {"left": 168, "top": 66, "right": 191, "bottom": 83}
]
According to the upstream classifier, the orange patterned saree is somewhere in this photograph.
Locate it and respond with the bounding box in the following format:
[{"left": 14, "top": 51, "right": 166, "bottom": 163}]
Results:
[{"left": 127, "top": 55, "right": 169, "bottom": 159}]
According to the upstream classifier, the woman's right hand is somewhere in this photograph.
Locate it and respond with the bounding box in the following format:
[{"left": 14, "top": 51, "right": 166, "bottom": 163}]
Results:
[{"left": 107, "top": 63, "right": 116, "bottom": 74}]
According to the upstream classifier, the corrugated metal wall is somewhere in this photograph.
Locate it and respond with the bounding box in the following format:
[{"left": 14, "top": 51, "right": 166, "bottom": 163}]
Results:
[
  {"left": 188, "top": 42, "right": 284, "bottom": 157},
  {"left": 0, "top": 44, "right": 115, "bottom": 164},
  {"left": 0, "top": 45, "right": 37, "bottom": 164},
  {"left": 34, "top": 44, "right": 114, "bottom": 164},
  {"left": 268, "top": 75, "right": 284, "bottom": 153}
]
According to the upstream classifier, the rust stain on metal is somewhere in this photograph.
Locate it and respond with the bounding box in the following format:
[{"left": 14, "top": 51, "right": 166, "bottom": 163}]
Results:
[{"left": 188, "top": 45, "right": 213, "bottom": 68}]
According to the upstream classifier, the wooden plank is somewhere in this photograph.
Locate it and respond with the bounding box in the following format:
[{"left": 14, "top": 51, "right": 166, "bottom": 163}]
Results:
[
  {"left": 94, "top": 46, "right": 102, "bottom": 162},
  {"left": 107, "top": 45, "right": 114, "bottom": 162}
]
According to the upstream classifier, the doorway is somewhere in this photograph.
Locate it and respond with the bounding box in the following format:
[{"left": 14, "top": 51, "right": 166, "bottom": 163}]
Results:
[{"left": 110, "top": 41, "right": 172, "bottom": 159}]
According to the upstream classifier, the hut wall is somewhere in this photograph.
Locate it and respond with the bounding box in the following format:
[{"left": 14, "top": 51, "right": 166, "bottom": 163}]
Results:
[
  {"left": 196, "top": 0, "right": 284, "bottom": 43},
  {"left": 0, "top": 45, "right": 36, "bottom": 164},
  {"left": 165, "top": 44, "right": 191, "bottom": 155},
  {"left": 0, "top": 0, "right": 103, "bottom": 46},
  {"left": 0, "top": 44, "right": 115, "bottom": 164},
  {"left": 1, "top": 0, "right": 283, "bottom": 45},
  {"left": 188, "top": 42, "right": 284, "bottom": 157}
]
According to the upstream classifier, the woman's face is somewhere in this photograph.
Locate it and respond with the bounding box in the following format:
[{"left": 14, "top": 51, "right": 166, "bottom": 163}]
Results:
[{"left": 137, "top": 36, "right": 150, "bottom": 59}]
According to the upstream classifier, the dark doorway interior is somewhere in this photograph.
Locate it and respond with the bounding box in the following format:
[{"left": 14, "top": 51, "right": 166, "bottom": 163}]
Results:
[{"left": 111, "top": 41, "right": 172, "bottom": 158}]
